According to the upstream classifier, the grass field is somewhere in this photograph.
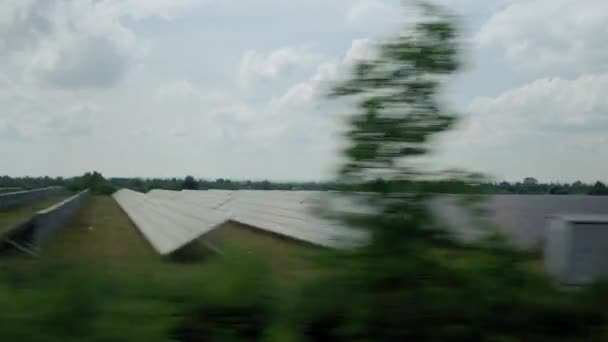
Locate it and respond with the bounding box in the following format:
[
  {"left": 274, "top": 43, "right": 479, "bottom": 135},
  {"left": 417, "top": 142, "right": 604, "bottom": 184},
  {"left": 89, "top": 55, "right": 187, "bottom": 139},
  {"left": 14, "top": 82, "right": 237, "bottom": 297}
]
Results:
[{"left": 0, "top": 194, "right": 71, "bottom": 235}]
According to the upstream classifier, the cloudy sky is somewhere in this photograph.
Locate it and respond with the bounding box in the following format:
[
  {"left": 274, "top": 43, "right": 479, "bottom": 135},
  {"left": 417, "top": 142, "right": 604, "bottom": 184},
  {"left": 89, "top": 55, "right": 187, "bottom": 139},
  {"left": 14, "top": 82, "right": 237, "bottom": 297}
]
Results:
[{"left": 1, "top": 0, "right": 606, "bottom": 182}]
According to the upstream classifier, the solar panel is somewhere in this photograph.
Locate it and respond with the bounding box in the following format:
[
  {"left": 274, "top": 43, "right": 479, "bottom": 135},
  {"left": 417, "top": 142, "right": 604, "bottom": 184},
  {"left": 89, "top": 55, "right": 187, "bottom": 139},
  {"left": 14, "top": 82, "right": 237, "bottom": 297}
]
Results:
[
  {"left": 147, "top": 189, "right": 180, "bottom": 200},
  {"left": 113, "top": 189, "right": 227, "bottom": 255},
  {"left": 180, "top": 190, "right": 234, "bottom": 209},
  {"left": 430, "top": 195, "right": 608, "bottom": 249},
  {"left": 169, "top": 190, "right": 368, "bottom": 248},
  {"left": 133, "top": 189, "right": 608, "bottom": 252},
  {"left": 0, "top": 186, "right": 62, "bottom": 210}
]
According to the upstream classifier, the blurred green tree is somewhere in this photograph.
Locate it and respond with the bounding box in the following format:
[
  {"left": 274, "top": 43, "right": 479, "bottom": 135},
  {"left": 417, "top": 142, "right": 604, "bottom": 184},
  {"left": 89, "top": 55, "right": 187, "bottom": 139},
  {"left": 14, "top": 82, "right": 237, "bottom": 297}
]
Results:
[
  {"left": 292, "top": 2, "right": 608, "bottom": 340},
  {"left": 181, "top": 175, "right": 198, "bottom": 190}
]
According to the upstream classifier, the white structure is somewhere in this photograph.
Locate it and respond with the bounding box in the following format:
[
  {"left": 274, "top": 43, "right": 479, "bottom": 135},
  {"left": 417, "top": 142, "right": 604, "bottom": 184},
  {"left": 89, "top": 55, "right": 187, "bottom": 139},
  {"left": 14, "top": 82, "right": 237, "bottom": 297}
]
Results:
[
  {"left": 114, "top": 189, "right": 368, "bottom": 254},
  {"left": 113, "top": 189, "right": 227, "bottom": 255},
  {"left": 121, "top": 190, "right": 608, "bottom": 259},
  {"left": 175, "top": 190, "right": 368, "bottom": 248},
  {"left": 545, "top": 215, "right": 608, "bottom": 285}
]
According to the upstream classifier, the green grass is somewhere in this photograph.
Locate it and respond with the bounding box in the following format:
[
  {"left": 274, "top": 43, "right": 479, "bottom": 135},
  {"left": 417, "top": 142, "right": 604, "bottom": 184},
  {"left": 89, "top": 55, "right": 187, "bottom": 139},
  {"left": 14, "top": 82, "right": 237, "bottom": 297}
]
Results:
[
  {"left": 41, "top": 196, "right": 158, "bottom": 264},
  {"left": 0, "top": 195, "right": 71, "bottom": 235},
  {"left": 209, "top": 223, "right": 324, "bottom": 283}
]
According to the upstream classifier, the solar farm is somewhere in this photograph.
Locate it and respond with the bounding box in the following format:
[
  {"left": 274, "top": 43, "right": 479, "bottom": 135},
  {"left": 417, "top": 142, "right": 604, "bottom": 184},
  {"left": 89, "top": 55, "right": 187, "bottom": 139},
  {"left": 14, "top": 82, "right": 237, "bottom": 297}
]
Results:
[
  {"left": 114, "top": 189, "right": 368, "bottom": 255},
  {"left": 2, "top": 187, "right": 608, "bottom": 285},
  {"left": 0, "top": 188, "right": 353, "bottom": 285},
  {"left": 2, "top": 186, "right": 608, "bottom": 341}
]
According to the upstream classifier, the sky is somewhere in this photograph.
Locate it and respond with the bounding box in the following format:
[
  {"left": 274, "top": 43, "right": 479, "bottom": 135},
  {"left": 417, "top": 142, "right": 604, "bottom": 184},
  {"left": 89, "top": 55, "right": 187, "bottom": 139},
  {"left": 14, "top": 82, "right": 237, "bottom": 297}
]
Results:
[{"left": 1, "top": 0, "right": 607, "bottom": 182}]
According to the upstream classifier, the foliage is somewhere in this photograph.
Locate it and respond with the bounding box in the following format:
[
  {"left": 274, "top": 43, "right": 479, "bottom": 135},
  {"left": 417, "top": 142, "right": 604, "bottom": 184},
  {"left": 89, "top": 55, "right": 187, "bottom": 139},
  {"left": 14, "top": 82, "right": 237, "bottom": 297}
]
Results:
[
  {"left": 66, "top": 171, "right": 116, "bottom": 195},
  {"left": 0, "top": 255, "right": 278, "bottom": 342},
  {"left": 589, "top": 181, "right": 608, "bottom": 195},
  {"left": 171, "top": 254, "right": 277, "bottom": 341},
  {"left": 181, "top": 176, "right": 199, "bottom": 190},
  {"left": 0, "top": 263, "right": 175, "bottom": 342},
  {"left": 288, "top": 2, "right": 608, "bottom": 341}
]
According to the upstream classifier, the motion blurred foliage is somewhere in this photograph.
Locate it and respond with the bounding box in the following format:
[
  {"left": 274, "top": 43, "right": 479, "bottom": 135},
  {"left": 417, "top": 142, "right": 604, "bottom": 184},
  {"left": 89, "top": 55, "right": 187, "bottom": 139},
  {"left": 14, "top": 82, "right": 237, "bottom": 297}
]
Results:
[
  {"left": 66, "top": 171, "right": 116, "bottom": 195},
  {"left": 288, "top": 1, "right": 608, "bottom": 341},
  {"left": 0, "top": 255, "right": 278, "bottom": 342}
]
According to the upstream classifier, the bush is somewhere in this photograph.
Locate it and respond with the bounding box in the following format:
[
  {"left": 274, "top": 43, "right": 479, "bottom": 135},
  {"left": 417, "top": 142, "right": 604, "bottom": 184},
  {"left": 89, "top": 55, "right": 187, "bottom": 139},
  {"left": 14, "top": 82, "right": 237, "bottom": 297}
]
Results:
[{"left": 171, "top": 254, "right": 277, "bottom": 341}]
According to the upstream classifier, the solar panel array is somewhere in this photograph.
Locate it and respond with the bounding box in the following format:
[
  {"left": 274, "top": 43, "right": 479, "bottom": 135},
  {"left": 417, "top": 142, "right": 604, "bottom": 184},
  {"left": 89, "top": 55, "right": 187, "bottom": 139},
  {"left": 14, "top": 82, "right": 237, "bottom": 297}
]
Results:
[
  {"left": 116, "top": 188, "right": 608, "bottom": 255},
  {"left": 113, "top": 189, "right": 228, "bottom": 255},
  {"left": 430, "top": 194, "right": 608, "bottom": 249},
  {"left": 114, "top": 189, "right": 368, "bottom": 254},
  {"left": 187, "top": 190, "right": 368, "bottom": 248}
]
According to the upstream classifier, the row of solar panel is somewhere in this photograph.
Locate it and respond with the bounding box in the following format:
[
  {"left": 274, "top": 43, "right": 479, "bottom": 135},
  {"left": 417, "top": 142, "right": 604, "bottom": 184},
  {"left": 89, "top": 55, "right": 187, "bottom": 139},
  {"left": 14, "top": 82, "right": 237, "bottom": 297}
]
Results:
[
  {"left": 113, "top": 189, "right": 368, "bottom": 255},
  {"left": 114, "top": 189, "right": 227, "bottom": 255}
]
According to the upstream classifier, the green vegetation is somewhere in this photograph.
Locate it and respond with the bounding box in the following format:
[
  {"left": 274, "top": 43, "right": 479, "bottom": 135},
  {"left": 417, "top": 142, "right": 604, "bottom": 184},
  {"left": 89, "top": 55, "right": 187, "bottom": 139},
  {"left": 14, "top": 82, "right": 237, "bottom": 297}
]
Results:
[
  {"left": 41, "top": 196, "right": 157, "bottom": 264},
  {"left": 66, "top": 171, "right": 116, "bottom": 195},
  {"left": 181, "top": 175, "right": 198, "bottom": 190}
]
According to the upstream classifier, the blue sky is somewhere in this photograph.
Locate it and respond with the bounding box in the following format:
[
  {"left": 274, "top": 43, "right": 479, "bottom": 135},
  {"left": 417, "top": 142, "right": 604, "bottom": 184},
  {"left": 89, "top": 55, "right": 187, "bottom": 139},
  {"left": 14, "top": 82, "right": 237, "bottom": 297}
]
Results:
[{"left": 1, "top": 0, "right": 607, "bottom": 182}]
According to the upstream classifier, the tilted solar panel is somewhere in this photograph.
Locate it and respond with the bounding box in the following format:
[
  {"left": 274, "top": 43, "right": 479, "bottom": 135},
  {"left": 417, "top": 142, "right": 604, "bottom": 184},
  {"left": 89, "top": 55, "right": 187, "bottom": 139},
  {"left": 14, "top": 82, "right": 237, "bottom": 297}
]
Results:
[
  {"left": 164, "top": 190, "right": 368, "bottom": 248},
  {"left": 113, "top": 189, "right": 228, "bottom": 255}
]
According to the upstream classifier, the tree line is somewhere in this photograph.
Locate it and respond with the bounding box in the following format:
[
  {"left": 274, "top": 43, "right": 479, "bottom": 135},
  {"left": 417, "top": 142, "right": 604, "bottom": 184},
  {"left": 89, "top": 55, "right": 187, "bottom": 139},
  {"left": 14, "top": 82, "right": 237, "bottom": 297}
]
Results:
[{"left": 1, "top": 174, "right": 607, "bottom": 195}]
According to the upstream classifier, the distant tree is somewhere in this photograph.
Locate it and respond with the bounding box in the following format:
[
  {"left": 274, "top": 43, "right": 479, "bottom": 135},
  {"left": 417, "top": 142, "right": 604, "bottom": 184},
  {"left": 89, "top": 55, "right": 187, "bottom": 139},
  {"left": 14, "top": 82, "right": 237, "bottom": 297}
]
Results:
[
  {"left": 589, "top": 181, "right": 608, "bottom": 195},
  {"left": 181, "top": 176, "right": 198, "bottom": 190},
  {"left": 523, "top": 177, "right": 538, "bottom": 185},
  {"left": 549, "top": 185, "right": 568, "bottom": 195},
  {"left": 67, "top": 171, "right": 115, "bottom": 195},
  {"left": 259, "top": 180, "right": 272, "bottom": 190}
]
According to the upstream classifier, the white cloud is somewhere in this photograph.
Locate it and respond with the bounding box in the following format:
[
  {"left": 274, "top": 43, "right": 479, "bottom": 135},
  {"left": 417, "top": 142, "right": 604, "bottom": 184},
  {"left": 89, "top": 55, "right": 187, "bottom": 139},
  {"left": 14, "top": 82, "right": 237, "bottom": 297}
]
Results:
[
  {"left": 0, "top": 102, "right": 96, "bottom": 139},
  {"left": 1, "top": 0, "right": 140, "bottom": 89},
  {"left": 274, "top": 38, "right": 375, "bottom": 109},
  {"left": 43, "top": 106, "right": 96, "bottom": 137},
  {"left": 156, "top": 80, "right": 202, "bottom": 99},
  {"left": 0, "top": 0, "right": 204, "bottom": 89},
  {"left": 0, "top": 121, "right": 22, "bottom": 140},
  {"left": 434, "top": 73, "right": 608, "bottom": 181},
  {"left": 156, "top": 80, "right": 227, "bottom": 104},
  {"left": 347, "top": 0, "right": 394, "bottom": 24},
  {"left": 237, "top": 45, "right": 321, "bottom": 85},
  {"left": 475, "top": 0, "right": 608, "bottom": 75},
  {"left": 118, "top": 0, "right": 204, "bottom": 20},
  {"left": 468, "top": 74, "right": 608, "bottom": 140},
  {"left": 343, "top": 38, "right": 375, "bottom": 66}
]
